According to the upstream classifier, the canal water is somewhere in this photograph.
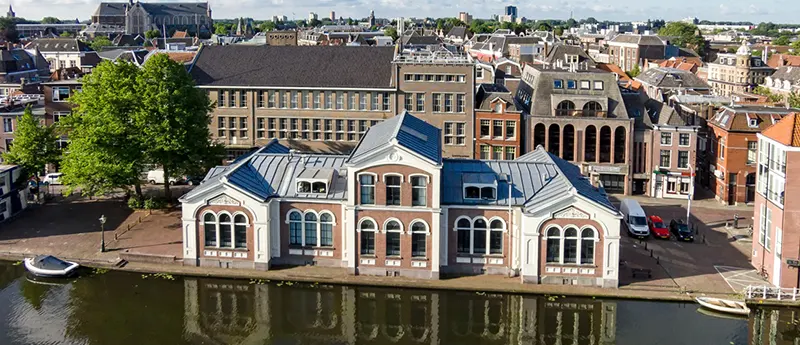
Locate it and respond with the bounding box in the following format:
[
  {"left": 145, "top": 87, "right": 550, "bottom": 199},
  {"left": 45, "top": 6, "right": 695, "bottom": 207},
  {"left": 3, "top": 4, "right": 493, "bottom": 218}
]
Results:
[{"left": 0, "top": 261, "right": 795, "bottom": 345}]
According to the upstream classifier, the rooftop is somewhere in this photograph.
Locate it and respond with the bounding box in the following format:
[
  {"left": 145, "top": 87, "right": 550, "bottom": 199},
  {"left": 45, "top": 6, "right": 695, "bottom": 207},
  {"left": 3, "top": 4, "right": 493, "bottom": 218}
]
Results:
[
  {"left": 761, "top": 113, "right": 800, "bottom": 147},
  {"left": 711, "top": 105, "right": 800, "bottom": 132},
  {"left": 635, "top": 67, "right": 710, "bottom": 89}
]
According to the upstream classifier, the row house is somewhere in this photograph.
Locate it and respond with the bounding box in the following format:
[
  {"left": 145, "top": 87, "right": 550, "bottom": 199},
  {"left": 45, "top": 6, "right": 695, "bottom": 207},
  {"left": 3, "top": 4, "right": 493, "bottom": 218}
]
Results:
[
  {"left": 752, "top": 113, "right": 799, "bottom": 288},
  {"left": 189, "top": 45, "right": 477, "bottom": 160},
  {"left": 179, "top": 112, "right": 622, "bottom": 287},
  {"left": 516, "top": 63, "right": 634, "bottom": 194},
  {"left": 475, "top": 57, "right": 522, "bottom": 93},
  {"left": 0, "top": 165, "right": 28, "bottom": 222},
  {"left": 707, "top": 42, "right": 773, "bottom": 96},
  {"left": 43, "top": 79, "right": 81, "bottom": 157},
  {"left": 634, "top": 67, "right": 711, "bottom": 102},
  {"left": 607, "top": 34, "right": 669, "bottom": 72},
  {"left": 25, "top": 38, "right": 101, "bottom": 73},
  {"left": 474, "top": 84, "right": 522, "bottom": 160},
  {"left": 0, "top": 102, "right": 45, "bottom": 157},
  {"left": 761, "top": 66, "right": 800, "bottom": 97},
  {"left": 706, "top": 105, "right": 798, "bottom": 205},
  {"left": 183, "top": 278, "right": 618, "bottom": 344}
]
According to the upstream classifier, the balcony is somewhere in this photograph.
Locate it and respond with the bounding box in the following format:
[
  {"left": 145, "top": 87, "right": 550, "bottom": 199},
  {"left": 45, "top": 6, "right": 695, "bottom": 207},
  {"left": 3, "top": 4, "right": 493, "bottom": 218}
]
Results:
[{"left": 554, "top": 109, "right": 608, "bottom": 118}]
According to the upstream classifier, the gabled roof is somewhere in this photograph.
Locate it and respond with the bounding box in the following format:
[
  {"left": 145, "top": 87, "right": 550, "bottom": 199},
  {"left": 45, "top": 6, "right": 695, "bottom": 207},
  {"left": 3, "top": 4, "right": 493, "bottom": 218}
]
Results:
[
  {"left": 25, "top": 38, "right": 91, "bottom": 52},
  {"left": 635, "top": 67, "right": 709, "bottom": 89},
  {"left": 543, "top": 44, "right": 595, "bottom": 67},
  {"left": 348, "top": 110, "right": 441, "bottom": 164},
  {"left": 645, "top": 99, "right": 686, "bottom": 126},
  {"left": 767, "top": 54, "right": 800, "bottom": 68},
  {"left": 190, "top": 45, "right": 395, "bottom": 88},
  {"left": 446, "top": 27, "right": 470, "bottom": 39},
  {"left": 710, "top": 105, "right": 799, "bottom": 132},
  {"left": 769, "top": 66, "right": 800, "bottom": 84},
  {"left": 609, "top": 34, "right": 665, "bottom": 46},
  {"left": 476, "top": 84, "right": 521, "bottom": 112},
  {"left": 761, "top": 113, "right": 800, "bottom": 147}
]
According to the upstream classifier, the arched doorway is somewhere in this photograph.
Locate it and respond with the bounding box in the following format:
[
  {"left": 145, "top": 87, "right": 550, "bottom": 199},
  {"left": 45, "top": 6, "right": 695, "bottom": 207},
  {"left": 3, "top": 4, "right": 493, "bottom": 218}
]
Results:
[
  {"left": 585, "top": 125, "right": 597, "bottom": 162},
  {"left": 599, "top": 126, "right": 611, "bottom": 163},
  {"left": 745, "top": 173, "right": 756, "bottom": 203},
  {"left": 614, "top": 127, "right": 626, "bottom": 163},
  {"left": 563, "top": 124, "right": 575, "bottom": 161},
  {"left": 533, "top": 123, "right": 546, "bottom": 149},
  {"left": 548, "top": 124, "right": 560, "bottom": 155},
  {"left": 583, "top": 101, "right": 603, "bottom": 117},
  {"left": 556, "top": 100, "right": 575, "bottom": 116}
]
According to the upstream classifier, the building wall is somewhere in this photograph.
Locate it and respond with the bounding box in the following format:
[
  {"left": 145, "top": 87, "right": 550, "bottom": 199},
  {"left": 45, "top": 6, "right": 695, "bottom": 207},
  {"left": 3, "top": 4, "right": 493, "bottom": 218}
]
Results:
[
  {"left": 444, "top": 208, "right": 513, "bottom": 275},
  {"left": 538, "top": 217, "right": 606, "bottom": 284},
  {"left": 397, "top": 63, "right": 475, "bottom": 158},
  {"left": 474, "top": 104, "right": 522, "bottom": 160},
  {"left": 649, "top": 127, "right": 697, "bottom": 199},
  {"left": 267, "top": 31, "right": 298, "bottom": 46},
  {"left": 41, "top": 52, "right": 81, "bottom": 72},
  {"left": 709, "top": 125, "right": 757, "bottom": 205},
  {"left": 195, "top": 204, "right": 257, "bottom": 268},
  {"left": 277, "top": 201, "right": 344, "bottom": 266}
]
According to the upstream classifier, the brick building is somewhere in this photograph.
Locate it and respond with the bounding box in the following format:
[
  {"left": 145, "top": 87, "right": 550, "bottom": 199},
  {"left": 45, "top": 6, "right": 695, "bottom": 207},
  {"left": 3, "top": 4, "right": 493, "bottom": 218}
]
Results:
[
  {"left": 607, "top": 34, "right": 667, "bottom": 72},
  {"left": 706, "top": 105, "right": 798, "bottom": 205},
  {"left": 751, "top": 113, "right": 799, "bottom": 288},
  {"left": 180, "top": 112, "right": 622, "bottom": 287},
  {"left": 474, "top": 84, "right": 522, "bottom": 160}
]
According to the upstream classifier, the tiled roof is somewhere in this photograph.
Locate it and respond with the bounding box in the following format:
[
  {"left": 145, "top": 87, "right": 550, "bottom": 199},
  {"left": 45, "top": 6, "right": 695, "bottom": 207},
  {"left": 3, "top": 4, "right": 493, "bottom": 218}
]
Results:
[
  {"left": 761, "top": 113, "right": 800, "bottom": 147},
  {"left": 190, "top": 45, "right": 395, "bottom": 88},
  {"left": 446, "top": 26, "right": 469, "bottom": 39},
  {"left": 710, "top": 106, "right": 799, "bottom": 132},
  {"left": 609, "top": 34, "right": 665, "bottom": 46},
  {"left": 769, "top": 66, "right": 800, "bottom": 84},
  {"left": 543, "top": 44, "right": 595, "bottom": 67},
  {"left": 635, "top": 67, "right": 709, "bottom": 89},
  {"left": 476, "top": 84, "right": 521, "bottom": 112},
  {"left": 349, "top": 110, "right": 442, "bottom": 164},
  {"left": 767, "top": 54, "right": 800, "bottom": 68},
  {"left": 645, "top": 99, "right": 685, "bottom": 126},
  {"left": 25, "top": 38, "right": 91, "bottom": 52}
]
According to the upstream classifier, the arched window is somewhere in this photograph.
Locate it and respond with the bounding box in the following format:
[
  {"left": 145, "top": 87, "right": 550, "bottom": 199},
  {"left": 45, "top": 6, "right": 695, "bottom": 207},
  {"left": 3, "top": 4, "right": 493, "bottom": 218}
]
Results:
[
  {"left": 312, "top": 182, "right": 327, "bottom": 194},
  {"left": 599, "top": 126, "right": 611, "bottom": 163},
  {"left": 411, "top": 221, "right": 427, "bottom": 257},
  {"left": 289, "top": 211, "right": 302, "bottom": 245},
  {"left": 456, "top": 218, "right": 471, "bottom": 254},
  {"left": 385, "top": 220, "right": 402, "bottom": 256},
  {"left": 473, "top": 218, "right": 487, "bottom": 254},
  {"left": 304, "top": 213, "right": 318, "bottom": 246},
  {"left": 359, "top": 219, "right": 376, "bottom": 255},
  {"left": 582, "top": 101, "right": 602, "bottom": 117},
  {"left": 219, "top": 214, "right": 232, "bottom": 248},
  {"left": 548, "top": 124, "right": 560, "bottom": 155},
  {"left": 585, "top": 125, "right": 597, "bottom": 162},
  {"left": 489, "top": 219, "right": 504, "bottom": 254},
  {"left": 545, "top": 227, "right": 561, "bottom": 263},
  {"left": 533, "top": 123, "right": 546, "bottom": 148},
  {"left": 203, "top": 213, "right": 217, "bottom": 246},
  {"left": 234, "top": 214, "right": 247, "bottom": 249},
  {"left": 614, "top": 126, "right": 626, "bottom": 163},
  {"left": 563, "top": 228, "right": 579, "bottom": 264},
  {"left": 581, "top": 228, "right": 596, "bottom": 264},
  {"left": 320, "top": 213, "right": 334, "bottom": 247},
  {"left": 556, "top": 100, "right": 575, "bottom": 116}
]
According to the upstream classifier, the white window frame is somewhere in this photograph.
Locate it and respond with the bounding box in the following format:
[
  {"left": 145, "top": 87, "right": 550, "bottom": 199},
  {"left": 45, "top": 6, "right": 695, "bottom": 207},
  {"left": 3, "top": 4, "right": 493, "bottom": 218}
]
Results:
[
  {"left": 201, "top": 211, "right": 249, "bottom": 250},
  {"left": 285, "top": 209, "right": 336, "bottom": 248},
  {"left": 383, "top": 173, "right": 403, "bottom": 206},
  {"left": 544, "top": 225, "right": 598, "bottom": 265},
  {"left": 409, "top": 174, "right": 428, "bottom": 207},
  {"left": 358, "top": 172, "right": 377, "bottom": 205}
]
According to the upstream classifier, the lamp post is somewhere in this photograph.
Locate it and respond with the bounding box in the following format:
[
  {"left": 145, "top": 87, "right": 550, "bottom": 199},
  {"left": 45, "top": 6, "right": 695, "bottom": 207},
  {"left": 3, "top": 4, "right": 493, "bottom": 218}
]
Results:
[
  {"left": 686, "top": 164, "right": 693, "bottom": 227},
  {"left": 99, "top": 215, "right": 107, "bottom": 253}
]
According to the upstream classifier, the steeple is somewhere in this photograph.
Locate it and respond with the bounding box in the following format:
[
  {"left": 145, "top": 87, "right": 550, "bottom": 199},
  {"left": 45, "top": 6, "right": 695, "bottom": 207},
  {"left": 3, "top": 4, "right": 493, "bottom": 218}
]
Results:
[{"left": 6, "top": 4, "right": 14, "bottom": 18}]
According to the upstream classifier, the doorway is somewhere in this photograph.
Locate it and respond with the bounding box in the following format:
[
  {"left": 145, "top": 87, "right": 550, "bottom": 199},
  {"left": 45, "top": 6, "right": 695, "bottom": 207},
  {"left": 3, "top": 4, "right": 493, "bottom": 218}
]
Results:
[{"left": 727, "top": 173, "right": 737, "bottom": 205}]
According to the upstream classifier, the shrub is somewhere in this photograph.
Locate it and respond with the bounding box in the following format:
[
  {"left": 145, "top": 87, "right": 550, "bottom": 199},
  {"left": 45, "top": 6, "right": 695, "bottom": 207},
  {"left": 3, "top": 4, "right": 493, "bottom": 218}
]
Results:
[
  {"left": 143, "top": 197, "right": 167, "bottom": 210},
  {"left": 127, "top": 196, "right": 143, "bottom": 209}
]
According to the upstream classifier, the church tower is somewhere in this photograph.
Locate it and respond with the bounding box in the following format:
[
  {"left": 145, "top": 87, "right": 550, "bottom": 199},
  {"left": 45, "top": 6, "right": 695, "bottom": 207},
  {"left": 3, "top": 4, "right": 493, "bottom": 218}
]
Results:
[{"left": 6, "top": 4, "right": 14, "bottom": 18}]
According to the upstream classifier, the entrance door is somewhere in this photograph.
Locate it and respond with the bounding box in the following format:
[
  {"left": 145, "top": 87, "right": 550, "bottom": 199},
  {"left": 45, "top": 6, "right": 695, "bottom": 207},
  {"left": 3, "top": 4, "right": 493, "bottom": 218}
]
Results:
[
  {"left": 654, "top": 179, "right": 662, "bottom": 198},
  {"left": 728, "top": 173, "right": 737, "bottom": 205},
  {"left": 773, "top": 228, "right": 782, "bottom": 287},
  {"left": 745, "top": 173, "right": 756, "bottom": 203}
]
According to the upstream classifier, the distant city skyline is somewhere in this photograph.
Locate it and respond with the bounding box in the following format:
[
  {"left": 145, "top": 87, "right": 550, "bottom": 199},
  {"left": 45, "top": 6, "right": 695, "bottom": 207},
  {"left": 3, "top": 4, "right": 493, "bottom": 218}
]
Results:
[{"left": 8, "top": 0, "right": 800, "bottom": 24}]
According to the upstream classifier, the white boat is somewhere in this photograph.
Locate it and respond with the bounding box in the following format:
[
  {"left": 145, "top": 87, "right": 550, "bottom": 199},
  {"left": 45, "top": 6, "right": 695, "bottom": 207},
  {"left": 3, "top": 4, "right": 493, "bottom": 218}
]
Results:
[
  {"left": 695, "top": 296, "right": 750, "bottom": 316},
  {"left": 23, "top": 255, "right": 80, "bottom": 278}
]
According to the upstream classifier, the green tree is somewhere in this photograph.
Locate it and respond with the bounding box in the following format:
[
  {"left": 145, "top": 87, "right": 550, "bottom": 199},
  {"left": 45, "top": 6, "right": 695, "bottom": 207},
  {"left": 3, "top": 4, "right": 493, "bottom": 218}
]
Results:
[
  {"left": 627, "top": 64, "right": 641, "bottom": 78},
  {"left": 144, "top": 29, "right": 161, "bottom": 40},
  {"left": 89, "top": 36, "right": 112, "bottom": 51},
  {"left": 41, "top": 16, "right": 61, "bottom": 24},
  {"left": 214, "top": 23, "right": 228, "bottom": 35},
  {"left": 258, "top": 21, "right": 275, "bottom": 32},
  {"left": 789, "top": 92, "right": 800, "bottom": 109},
  {"left": 61, "top": 61, "right": 145, "bottom": 197},
  {"left": 773, "top": 35, "right": 791, "bottom": 46},
  {"left": 0, "top": 17, "right": 19, "bottom": 43},
  {"left": 134, "top": 54, "right": 216, "bottom": 199},
  {"left": 60, "top": 31, "right": 72, "bottom": 37},
  {"left": 384, "top": 27, "right": 398, "bottom": 41},
  {"left": 309, "top": 18, "right": 321, "bottom": 27},
  {"left": 554, "top": 26, "right": 564, "bottom": 36},
  {"left": 1, "top": 107, "right": 59, "bottom": 182},
  {"left": 658, "top": 22, "right": 706, "bottom": 55},
  {"left": 753, "top": 86, "right": 783, "bottom": 102}
]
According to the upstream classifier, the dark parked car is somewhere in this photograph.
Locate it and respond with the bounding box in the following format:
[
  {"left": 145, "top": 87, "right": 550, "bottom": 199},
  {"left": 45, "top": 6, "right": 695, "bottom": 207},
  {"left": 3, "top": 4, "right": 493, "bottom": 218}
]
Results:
[
  {"left": 669, "top": 219, "right": 694, "bottom": 242},
  {"left": 178, "top": 176, "right": 203, "bottom": 186}
]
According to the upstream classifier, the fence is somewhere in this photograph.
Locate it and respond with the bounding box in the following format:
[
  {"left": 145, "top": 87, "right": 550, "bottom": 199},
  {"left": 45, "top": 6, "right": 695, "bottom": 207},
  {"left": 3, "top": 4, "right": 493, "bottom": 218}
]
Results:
[{"left": 745, "top": 285, "right": 800, "bottom": 301}]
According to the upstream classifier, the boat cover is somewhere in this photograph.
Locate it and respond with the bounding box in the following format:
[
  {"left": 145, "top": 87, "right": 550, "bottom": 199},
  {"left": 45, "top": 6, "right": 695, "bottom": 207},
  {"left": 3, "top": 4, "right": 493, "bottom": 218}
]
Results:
[{"left": 32, "top": 255, "right": 72, "bottom": 270}]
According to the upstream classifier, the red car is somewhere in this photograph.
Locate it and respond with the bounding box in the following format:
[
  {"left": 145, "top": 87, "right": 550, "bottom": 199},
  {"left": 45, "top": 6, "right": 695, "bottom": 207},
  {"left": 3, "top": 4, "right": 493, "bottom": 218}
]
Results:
[{"left": 648, "top": 215, "right": 670, "bottom": 239}]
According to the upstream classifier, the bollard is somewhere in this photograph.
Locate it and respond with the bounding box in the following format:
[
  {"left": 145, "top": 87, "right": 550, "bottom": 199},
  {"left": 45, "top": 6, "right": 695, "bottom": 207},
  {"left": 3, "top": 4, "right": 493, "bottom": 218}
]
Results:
[
  {"left": 657, "top": 256, "right": 660, "bottom": 265},
  {"left": 694, "top": 225, "right": 698, "bottom": 235},
  {"left": 645, "top": 242, "right": 648, "bottom": 250},
  {"left": 650, "top": 249, "right": 653, "bottom": 258}
]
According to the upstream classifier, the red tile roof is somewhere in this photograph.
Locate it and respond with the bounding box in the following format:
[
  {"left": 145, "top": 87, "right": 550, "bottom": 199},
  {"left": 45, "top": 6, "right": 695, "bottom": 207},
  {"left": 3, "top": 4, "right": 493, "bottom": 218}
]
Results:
[
  {"left": 767, "top": 54, "right": 800, "bottom": 68},
  {"left": 762, "top": 113, "right": 800, "bottom": 146}
]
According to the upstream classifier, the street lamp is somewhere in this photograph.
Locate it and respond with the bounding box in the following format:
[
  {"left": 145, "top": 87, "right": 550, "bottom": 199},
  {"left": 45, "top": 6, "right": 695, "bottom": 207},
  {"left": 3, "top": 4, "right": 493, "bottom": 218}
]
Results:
[
  {"left": 99, "top": 214, "right": 107, "bottom": 253},
  {"left": 686, "top": 164, "right": 694, "bottom": 227}
]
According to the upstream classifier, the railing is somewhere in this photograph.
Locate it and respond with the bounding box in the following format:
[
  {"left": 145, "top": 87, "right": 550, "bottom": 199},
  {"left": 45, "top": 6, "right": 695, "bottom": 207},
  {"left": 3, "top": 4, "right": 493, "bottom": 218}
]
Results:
[
  {"left": 554, "top": 109, "right": 608, "bottom": 118},
  {"left": 745, "top": 285, "right": 800, "bottom": 301}
]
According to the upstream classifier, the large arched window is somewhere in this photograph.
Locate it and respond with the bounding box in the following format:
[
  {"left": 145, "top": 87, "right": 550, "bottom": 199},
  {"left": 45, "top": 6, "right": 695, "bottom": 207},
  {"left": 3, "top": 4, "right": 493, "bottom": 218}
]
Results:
[
  {"left": 359, "top": 219, "right": 376, "bottom": 255},
  {"left": 563, "top": 228, "right": 579, "bottom": 264},
  {"left": 614, "top": 126, "right": 626, "bottom": 163},
  {"left": 585, "top": 125, "right": 597, "bottom": 162},
  {"left": 545, "top": 227, "right": 561, "bottom": 263},
  {"left": 533, "top": 123, "right": 546, "bottom": 148},
  {"left": 289, "top": 211, "right": 303, "bottom": 245},
  {"left": 203, "top": 213, "right": 217, "bottom": 246},
  {"left": 473, "top": 218, "right": 487, "bottom": 254},
  {"left": 320, "top": 213, "right": 334, "bottom": 247},
  {"left": 411, "top": 221, "right": 428, "bottom": 257},
  {"left": 234, "top": 214, "right": 247, "bottom": 249},
  {"left": 599, "top": 126, "right": 612, "bottom": 163},
  {"left": 582, "top": 101, "right": 603, "bottom": 117},
  {"left": 581, "top": 228, "right": 596, "bottom": 264},
  {"left": 304, "top": 213, "right": 318, "bottom": 246},
  {"left": 556, "top": 100, "right": 575, "bottom": 116},
  {"left": 456, "top": 218, "right": 471, "bottom": 254},
  {"left": 385, "top": 220, "right": 402, "bottom": 256},
  {"left": 563, "top": 124, "right": 575, "bottom": 161},
  {"left": 489, "top": 219, "right": 505, "bottom": 254},
  {"left": 548, "top": 124, "right": 560, "bottom": 155},
  {"left": 219, "top": 214, "right": 232, "bottom": 248}
]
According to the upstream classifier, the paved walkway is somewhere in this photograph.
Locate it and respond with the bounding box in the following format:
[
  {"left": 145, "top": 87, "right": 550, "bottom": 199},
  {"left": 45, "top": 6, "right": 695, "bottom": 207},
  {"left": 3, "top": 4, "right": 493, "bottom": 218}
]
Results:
[{"left": 715, "top": 265, "right": 770, "bottom": 292}]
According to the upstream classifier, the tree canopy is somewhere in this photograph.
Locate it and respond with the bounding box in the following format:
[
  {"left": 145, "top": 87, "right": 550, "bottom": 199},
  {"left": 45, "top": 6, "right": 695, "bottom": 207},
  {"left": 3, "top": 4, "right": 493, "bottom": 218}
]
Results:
[
  {"left": 658, "top": 22, "right": 705, "bottom": 55},
  {"left": 41, "top": 17, "right": 61, "bottom": 24},
  {"left": 1, "top": 107, "right": 59, "bottom": 181},
  {"left": 144, "top": 29, "right": 161, "bottom": 40},
  {"left": 384, "top": 27, "right": 398, "bottom": 41},
  {"left": 89, "top": 36, "right": 112, "bottom": 51},
  {"left": 0, "top": 17, "right": 19, "bottom": 43}
]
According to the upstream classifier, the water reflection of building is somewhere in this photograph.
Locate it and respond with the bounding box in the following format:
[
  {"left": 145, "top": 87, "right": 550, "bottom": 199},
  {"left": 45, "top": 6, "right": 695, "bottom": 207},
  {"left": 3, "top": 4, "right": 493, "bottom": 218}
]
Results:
[
  {"left": 183, "top": 278, "right": 617, "bottom": 344},
  {"left": 750, "top": 307, "right": 800, "bottom": 345}
]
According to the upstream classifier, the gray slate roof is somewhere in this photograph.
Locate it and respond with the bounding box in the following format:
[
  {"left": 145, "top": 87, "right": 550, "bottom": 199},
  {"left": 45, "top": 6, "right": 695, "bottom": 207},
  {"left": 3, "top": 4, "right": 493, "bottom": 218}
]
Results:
[
  {"left": 645, "top": 99, "right": 685, "bottom": 126},
  {"left": 770, "top": 66, "right": 800, "bottom": 83},
  {"left": 635, "top": 67, "right": 709, "bottom": 89},
  {"left": 26, "top": 38, "right": 91, "bottom": 52},
  {"left": 522, "top": 65, "right": 630, "bottom": 119},
  {"left": 138, "top": 2, "right": 208, "bottom": 16},
  {"left": 544, "top": 44, "right": 595, "bottom": 67},
  {"left": 349, "top": 110, "right": 442, "bottom": 164},
  {"left": 476, "top": 84, "right": 521, "bottom": 112},
  {"left": 609, "top": 34, "right": 665, "bottom": 46},
  {"left": 190, "top": 45, "right": 395, "bottom": 88}
]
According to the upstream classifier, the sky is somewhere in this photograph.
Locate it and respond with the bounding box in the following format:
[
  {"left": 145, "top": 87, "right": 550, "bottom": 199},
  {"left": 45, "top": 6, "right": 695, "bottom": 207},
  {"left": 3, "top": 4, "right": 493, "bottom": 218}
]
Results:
[{"left": 8, "top": 0, "right": 800, "bottom": 24}]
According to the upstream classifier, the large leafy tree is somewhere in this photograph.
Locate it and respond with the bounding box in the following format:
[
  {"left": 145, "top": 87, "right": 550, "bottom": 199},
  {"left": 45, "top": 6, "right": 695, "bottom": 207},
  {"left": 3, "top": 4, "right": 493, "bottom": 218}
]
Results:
[
  {"left": 89, "top": 36, "right": 112, "bottom": 51},
  {"left": 658, "top": 22, "right": 705, "bottom": 55},
  {"left": 1, "top": 107, "right": 59, "bottom": 182},
  {"left": 41, "top": 17, "right": 61, "bottom": 24},
  {"left": 134, "top": 53, "right": 215, "bottom": 199},
  {"left": 789, "top": 92, "right": 800, "bottom": 109},
  {"left": 61, "top": 61, "right": 145, "bottom": 197},
  {"left": 0, "top": 17, "right": 19, "bottom": 43}
]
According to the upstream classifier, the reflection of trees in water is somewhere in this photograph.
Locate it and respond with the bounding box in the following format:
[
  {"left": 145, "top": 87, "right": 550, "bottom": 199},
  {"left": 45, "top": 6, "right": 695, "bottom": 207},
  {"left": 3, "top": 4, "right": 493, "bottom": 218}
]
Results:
[
  {"left": 19, "top": 278, "right": 53, "bottom": 310},
  {"left": 0, "top": 262, "right": 23, "bottom": 292}
]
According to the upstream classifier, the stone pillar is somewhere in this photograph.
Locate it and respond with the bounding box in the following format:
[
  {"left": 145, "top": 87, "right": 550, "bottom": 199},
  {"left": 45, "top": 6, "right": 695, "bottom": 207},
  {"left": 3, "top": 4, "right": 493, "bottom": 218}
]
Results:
[{"left": 595, "top": 128, "right": 601, "bottom": 163}]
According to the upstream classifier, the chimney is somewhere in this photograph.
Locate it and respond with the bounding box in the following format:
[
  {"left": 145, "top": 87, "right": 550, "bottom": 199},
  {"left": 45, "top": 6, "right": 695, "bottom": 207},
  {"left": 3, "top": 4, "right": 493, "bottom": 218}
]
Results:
[{"left": 544, "top": 41, "right": 549, "bottom": 56}]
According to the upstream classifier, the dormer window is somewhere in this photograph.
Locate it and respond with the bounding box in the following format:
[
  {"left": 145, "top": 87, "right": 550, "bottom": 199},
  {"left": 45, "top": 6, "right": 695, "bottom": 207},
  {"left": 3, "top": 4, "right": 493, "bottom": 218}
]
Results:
[
  {"left": 747, "top": 115, "right": 758, "bottom": 128},
  {"left": 566, "top": 54, "right": 579, "bottom": 64},
  {"left": 463, "top": 173, "right": 497, "bottom": 201},
  {"left": 297, "top": 180, "right": 327, "bottom": 194},
  {"left": 296, "top": 168, "right": 334, "bottom": 195}
]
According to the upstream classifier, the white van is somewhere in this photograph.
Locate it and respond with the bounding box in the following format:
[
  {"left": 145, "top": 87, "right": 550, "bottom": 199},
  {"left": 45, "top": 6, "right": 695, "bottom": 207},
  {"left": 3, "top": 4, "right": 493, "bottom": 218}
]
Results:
[
  {"left": 146, "top": 169, "right": 178, "bottom": 185},
  {"left": 620, "top": 199, "right": 649, "bottom": 237}
]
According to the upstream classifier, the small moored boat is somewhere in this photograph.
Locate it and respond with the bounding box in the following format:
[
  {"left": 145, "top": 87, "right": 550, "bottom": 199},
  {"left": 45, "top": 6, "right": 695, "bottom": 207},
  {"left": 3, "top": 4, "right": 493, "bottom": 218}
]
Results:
[
  {"left": 695, "top": 296, "right": 750, "bottom": 316},
  {"left": 23, "top": 255, "right": 80, "bottom": 278}
]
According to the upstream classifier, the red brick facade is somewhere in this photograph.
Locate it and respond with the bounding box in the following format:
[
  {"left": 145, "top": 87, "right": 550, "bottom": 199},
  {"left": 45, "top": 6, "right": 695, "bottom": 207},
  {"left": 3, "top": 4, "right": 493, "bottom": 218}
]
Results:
[{"left": 196, "top": 205, "right": 256, "bottom": 261}]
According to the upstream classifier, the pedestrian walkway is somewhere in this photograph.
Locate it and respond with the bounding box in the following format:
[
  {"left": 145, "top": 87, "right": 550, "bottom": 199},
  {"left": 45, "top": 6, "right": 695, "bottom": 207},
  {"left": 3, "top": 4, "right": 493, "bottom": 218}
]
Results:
[{"left": 714, "top": 265, "right": 769, "bottom": 293}]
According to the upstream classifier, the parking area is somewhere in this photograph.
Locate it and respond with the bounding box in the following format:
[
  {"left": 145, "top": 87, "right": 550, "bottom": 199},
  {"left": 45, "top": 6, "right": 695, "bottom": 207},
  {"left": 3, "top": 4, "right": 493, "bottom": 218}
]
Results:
[{"left": 616, "top": 197, "right": 768, "bottom": 294}]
